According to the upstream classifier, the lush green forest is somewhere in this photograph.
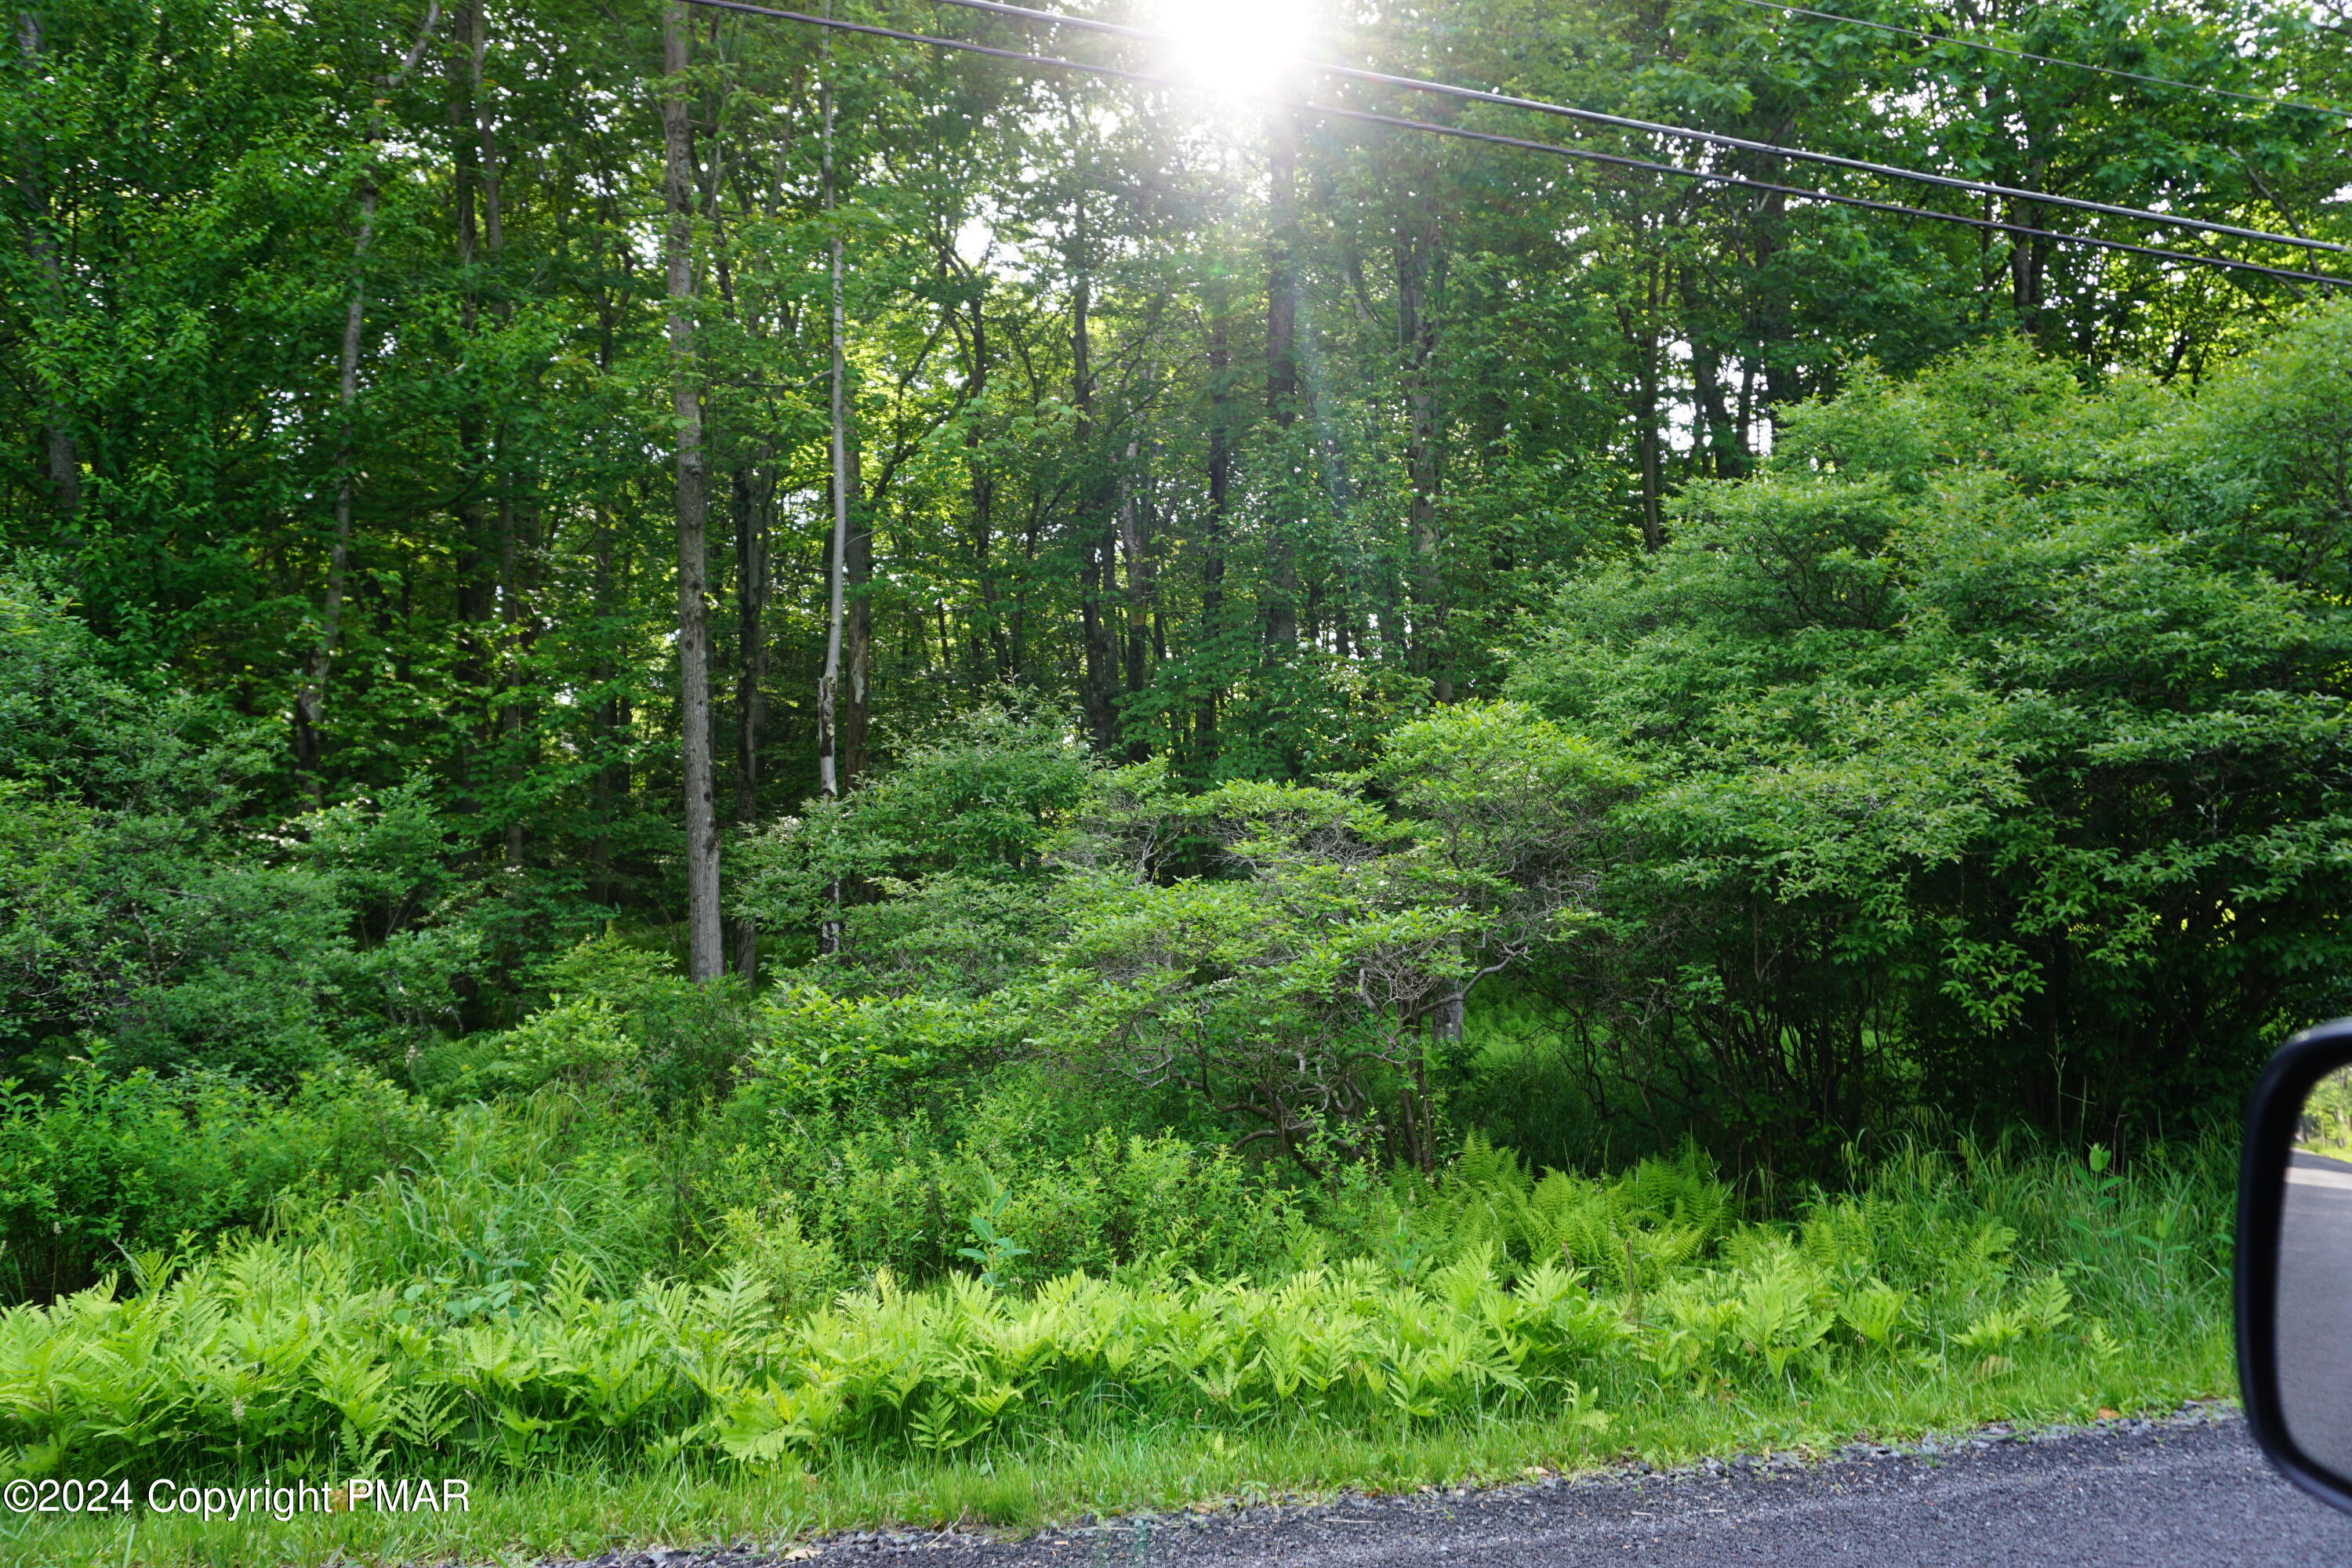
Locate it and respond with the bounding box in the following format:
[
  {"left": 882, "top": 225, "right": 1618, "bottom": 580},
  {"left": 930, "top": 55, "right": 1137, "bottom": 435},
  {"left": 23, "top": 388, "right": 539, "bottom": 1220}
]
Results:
[{"left": 0, "top": 0, "right": 2347, "bottom": 1555}]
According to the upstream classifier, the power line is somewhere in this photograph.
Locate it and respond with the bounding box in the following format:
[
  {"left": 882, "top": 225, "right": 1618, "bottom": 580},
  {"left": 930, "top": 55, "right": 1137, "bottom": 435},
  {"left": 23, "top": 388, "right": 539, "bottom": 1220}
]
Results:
[
  {"left": 1325, "top": 103, "right": 2346, "bottom": 289},
  {"left": 904, "top": 0, "right": 2350, "bottom": 259},
  {"left": 679, "top": 0, "right": 2348, "bottom": 289},
  {"left": 1727, "top": 0, "right": 2352, "bottom": 122}
]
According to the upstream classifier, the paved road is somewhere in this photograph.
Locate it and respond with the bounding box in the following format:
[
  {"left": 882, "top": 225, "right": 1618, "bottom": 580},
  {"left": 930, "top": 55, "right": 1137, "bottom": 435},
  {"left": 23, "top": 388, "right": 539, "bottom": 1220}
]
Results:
[
  {"left": 2278, "top": 1150, "right": 2352, "bottom": 1477},
  {"left": 582, "top": 1411, "right": 2352, "bottom": 1568}
]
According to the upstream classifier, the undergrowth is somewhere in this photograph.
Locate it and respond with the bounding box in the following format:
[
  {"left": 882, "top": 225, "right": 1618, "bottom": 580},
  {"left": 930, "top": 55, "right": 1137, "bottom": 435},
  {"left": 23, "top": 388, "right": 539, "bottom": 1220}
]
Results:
[{"left": 0, "top": 1134, "right": 2232, "bottom": 1566}]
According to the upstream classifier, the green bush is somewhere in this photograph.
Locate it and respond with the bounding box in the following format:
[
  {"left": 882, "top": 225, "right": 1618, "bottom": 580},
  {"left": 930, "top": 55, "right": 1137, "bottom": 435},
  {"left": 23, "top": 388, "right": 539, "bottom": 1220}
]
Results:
[
  {"left": 0, "top": 1055, "right": 435, "bottom": 1300},
  {"left": 283, "top": 1094, "right": 684, "bottom": 1300}
]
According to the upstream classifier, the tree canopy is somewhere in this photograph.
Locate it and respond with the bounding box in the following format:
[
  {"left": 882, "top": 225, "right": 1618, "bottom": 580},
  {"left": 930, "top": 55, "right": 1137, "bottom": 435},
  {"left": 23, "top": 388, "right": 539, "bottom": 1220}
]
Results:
[{"left": 4, "top": 0, "right": 2350, "bottom": 1162}]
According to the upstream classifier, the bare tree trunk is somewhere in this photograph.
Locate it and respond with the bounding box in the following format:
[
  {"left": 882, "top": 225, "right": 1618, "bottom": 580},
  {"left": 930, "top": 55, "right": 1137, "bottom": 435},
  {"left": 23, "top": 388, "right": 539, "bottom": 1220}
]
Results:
[
  {"left": 1070, "top": 197, "right": 1119, "bottom": 752},
  {"left": 13, "top": 12, "right": 79, "bottom": 518},
  {"left": 817, "top": 111, "right": 846, "bottom": 802},
  {"left": 1619, "top": 254, "right": 1665, "bottom": 553},
  {"left": 844, "top": 437, "right": 870, "bottom": 783},
  {"left": 1676, "top": 265, "right": 1745, "bottom": 478},
  {"left": 292, "top": 180, "right": 376, "bottom": 786},
  {"left": 461, "top": 0, "right": 531, "bottom": 867},
  {"left": 662, "top": 0, "right": 722, "bottom": 982},
  {"left": 1117, "top": 361, "right": 1156, "bottom": 759},
  {"left": 1261, "top": 107, "right": 1300, "bottom": 651},
  {"left": 816, "top": 16, "right": 850, "bottom": 951},
  {"left": 731, "top": 466, "right": 767, "bottom": 979},
  {"left": 1394, "top": 216, "right": 1449, "bottom": 702},
  {"left": 445, "top": 0, "right": 498, "bottom": 831},
  {"left": 1192, "top": 297, "right": 1232, "bottom": 772},
  {"left": 960, "top": 285, "right": 1010, "bottom": 678}
]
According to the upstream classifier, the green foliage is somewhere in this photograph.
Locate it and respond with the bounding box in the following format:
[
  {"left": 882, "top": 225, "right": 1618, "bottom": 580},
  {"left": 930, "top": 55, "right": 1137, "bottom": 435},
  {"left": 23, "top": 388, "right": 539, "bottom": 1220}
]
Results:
[
  {"left": 1034, "top": 702, "right": 1623, "bottom": 1171},
  {"left": 736, "top": 706, "right": 1097, "bottom": 998},
  {"left": 744, "top": 1114, "right": 1317, "bottom": 1290},
  {"left": 739, "top": 985, "right": 1021, "bottom": 1120},
  {"left": 281, "top": 1096, "right": 680, "bottom": 1301},
  {"left": 419, "top": 999, "right": 638, "bottom": 1102},
  {"left": 1414, "top": 1136, "right": 1730, "bottom": 1292},
  {"left": 0, "top": 1054, "right": 434, "bottom": 1301},
  {"left": 0, "top": 1134, "right": 2226, "bottom": 1483},
  {"left": 1510, "top": 313, "right": 2352, "bottom": 1159},
  {"left": 433, "top": 932, "right": 757, "bottom": 1112},
  {"left": 0, "top": 571, "right": 517, "bottom": 1081}
]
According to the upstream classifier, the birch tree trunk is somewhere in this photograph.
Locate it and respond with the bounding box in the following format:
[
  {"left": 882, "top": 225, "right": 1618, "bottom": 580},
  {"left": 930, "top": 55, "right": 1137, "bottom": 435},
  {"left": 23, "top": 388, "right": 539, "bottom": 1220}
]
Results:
[
  {"left": 731, "top": 466, "right": 767, "bottom": 978},
  {"left": 816, "top": 14, "right": 850, "bottom": 951}
]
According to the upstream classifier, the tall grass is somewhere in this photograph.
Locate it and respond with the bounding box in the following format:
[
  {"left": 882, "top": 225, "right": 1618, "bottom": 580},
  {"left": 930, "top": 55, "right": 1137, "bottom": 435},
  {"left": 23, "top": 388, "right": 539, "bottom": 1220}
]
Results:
[{"left": 0, "top": 1134, "right": 2230, "bottom": 1487}]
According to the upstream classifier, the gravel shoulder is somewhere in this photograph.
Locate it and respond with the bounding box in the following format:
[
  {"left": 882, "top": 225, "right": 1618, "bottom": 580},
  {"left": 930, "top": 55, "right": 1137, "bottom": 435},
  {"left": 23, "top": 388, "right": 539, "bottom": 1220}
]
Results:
[{"left": 563, "top": 1406, "right": 2352, "bottom": 1568}]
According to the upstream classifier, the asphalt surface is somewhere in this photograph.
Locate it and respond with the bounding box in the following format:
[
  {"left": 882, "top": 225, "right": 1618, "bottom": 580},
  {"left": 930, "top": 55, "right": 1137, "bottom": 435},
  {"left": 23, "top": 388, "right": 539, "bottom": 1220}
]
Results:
[
  {"left": 566, "top": 1409, "right": 2352, "bottom": 1568},
  {"left": 2278, "top": 1150, "right": 2352, "bottom": 1479}
]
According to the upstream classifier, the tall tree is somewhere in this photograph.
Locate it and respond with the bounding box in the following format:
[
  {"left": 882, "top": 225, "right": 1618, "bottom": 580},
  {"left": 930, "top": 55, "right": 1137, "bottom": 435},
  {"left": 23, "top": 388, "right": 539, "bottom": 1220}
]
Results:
[
  {"left": 291, "top": 2, "right": 445, "bottom": 788},
  {"left": 661, "top": 0, "right": 723, "bottom": 981}
]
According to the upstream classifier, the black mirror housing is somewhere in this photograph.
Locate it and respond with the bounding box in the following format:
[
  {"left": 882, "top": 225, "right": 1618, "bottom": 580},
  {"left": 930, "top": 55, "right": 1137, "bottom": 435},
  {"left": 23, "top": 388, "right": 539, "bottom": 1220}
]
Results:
[{"left": 2240, "top": 1016, "right": 2352, "bottom": 1514}]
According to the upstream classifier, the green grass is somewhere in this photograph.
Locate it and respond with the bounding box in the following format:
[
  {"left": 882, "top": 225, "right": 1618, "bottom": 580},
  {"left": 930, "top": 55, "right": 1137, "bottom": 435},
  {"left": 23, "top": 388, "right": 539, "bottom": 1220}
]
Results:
[{"left": 0, "top": 1329, "right": 2228, "bottom": 1568}]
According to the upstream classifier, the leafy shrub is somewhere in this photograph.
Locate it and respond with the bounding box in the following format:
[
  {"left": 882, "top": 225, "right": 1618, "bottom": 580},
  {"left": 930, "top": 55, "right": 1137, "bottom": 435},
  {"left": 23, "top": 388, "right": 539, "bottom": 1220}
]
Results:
[
  {"left": 537, "top": 933, "right": 755, "bottom": 1109},
  {"left": 285, "top": 1094, "right": 681, "bottom": 1298},
  {"left": 1510, "top": 322, "right": 2352, "bottom": 1157},
  {"left": 739, "top": 985, "right": 1021, "bottom": 1120},
  {"left": 413, "top": 1000, "right": 638, "bottom": 1103},
  {"left": 0, "top": 573, "right": 498, "bottom": 1082},
  {"left": 0, "top": 1055, "right": 434, "bottom": 1300}
]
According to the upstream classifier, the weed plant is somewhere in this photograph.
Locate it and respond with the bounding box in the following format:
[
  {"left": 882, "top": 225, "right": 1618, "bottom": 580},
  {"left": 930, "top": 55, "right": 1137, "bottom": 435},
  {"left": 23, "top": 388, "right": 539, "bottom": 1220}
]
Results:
[{"left": 0, "top": 1135, "right": 2227, "bottom": 1494}]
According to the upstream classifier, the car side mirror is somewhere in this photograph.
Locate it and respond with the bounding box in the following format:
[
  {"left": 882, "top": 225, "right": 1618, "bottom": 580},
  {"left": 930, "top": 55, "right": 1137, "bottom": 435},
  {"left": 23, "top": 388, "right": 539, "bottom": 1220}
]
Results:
[{"left": 2240, "top": 1016, "right": 2352, "bottom": 1513}]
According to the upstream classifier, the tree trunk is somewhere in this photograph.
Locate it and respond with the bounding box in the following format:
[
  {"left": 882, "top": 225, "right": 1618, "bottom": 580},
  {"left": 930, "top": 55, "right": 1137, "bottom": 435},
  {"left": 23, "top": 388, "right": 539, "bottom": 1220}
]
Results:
[
  {"left": 661, "top": 0, "right": 723, "bottom": 982},
  {"left": 1676, "top": 266, "right": 1745, "bottom": 478},
  {"left": 1192, "top": 297, "right": 1232, "bottom": 772},
  {"left": 818, "top": 211, "right": 849, "bottom": 804},
  {"left": 844, "top": 436, "right": 871, "bottom": 783},
  {"left": 1071, "top": 212, "right": 1119, "bottom": 753},
  {"left": 730, "top": 466, "right": 767, "bottom": 979},
  {"left": 815, "top": 21, "right": 851, "bottom": 950},
  {"left": 1620, "top": 254, "right": 1665, "bottom": 553},
  {"left": 957, "top": 278, "right": 1010, "bottom": 678},
  {"left": 1395, "top": 218, "right": 1449, "bottom": 702},
  {"left": 1117, "top": 361, "right": 1156, "bottom": 759},
  {"left": 289, "top": 0, "right": 441, "bottom": 784},
  {"left": 1261, "top": 108, "right": 1300, "bottom": 651},
  {"left": 13, "top": 13, "right": 79, "bottom": 518},
  {"left": 447, "top": 16, "right": 496, "bottom": 833},
  {"left": 292, "top": 176, "right": 377, "bottom": 786},
  {"left": 463, "top": 0, "right": 529, "bottom": 867}
]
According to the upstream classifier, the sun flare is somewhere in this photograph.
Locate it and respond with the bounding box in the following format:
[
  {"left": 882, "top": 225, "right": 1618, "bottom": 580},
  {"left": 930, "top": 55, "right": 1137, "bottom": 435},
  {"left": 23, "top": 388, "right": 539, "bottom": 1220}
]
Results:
[{"left": 1157, "top": 0, "right": 1313, "bottom": 98}]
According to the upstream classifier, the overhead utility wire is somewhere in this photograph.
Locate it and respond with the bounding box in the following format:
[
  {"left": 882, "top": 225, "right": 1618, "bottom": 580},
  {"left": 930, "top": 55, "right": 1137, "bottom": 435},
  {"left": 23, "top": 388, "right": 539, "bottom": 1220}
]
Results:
[
  {"left": 1727, "top": 0, "right": 2352, "bottom": 121},
  {"left": 1321, "top": 102, "right": 2347, "bottom": 288},
  {"left": 679, "top": 0, "right": 2347, "bottom": 289},
  {"left": 900, "top": 0, "right": 2349, "bottom": 259}
]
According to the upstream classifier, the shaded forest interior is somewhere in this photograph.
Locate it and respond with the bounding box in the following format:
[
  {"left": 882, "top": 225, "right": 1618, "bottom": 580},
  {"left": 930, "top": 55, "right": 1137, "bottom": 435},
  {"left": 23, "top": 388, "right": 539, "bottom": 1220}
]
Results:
[{"left": 7, "top": 0, "right": 2352, "bottom": 1191}]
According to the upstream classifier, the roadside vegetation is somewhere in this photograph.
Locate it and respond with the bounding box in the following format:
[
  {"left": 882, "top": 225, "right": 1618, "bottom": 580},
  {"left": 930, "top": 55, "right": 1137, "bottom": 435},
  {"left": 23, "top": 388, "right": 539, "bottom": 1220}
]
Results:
[
  {"left": 2, "top": 1079, "right": 2230, "bottom": 1566},
  {"left": 6, "top": 301, "right": 2340, "bottom": 1561},
  {"left": 6, "top": 3, "right": 2350, "bottom": 1548}
]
